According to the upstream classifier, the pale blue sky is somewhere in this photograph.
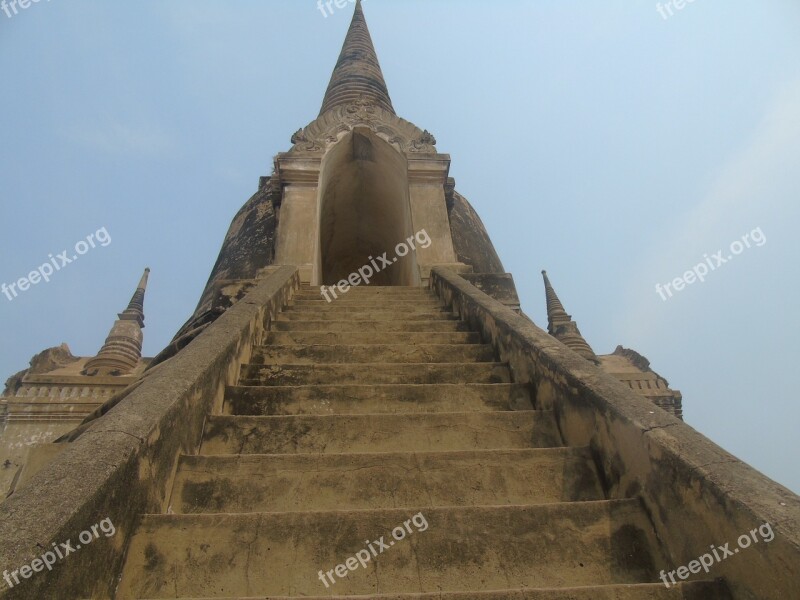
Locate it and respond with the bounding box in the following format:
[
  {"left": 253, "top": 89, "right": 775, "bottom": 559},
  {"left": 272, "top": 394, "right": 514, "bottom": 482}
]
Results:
[{"left": 1, "top": 1, "right": 798, "bottom": 492}]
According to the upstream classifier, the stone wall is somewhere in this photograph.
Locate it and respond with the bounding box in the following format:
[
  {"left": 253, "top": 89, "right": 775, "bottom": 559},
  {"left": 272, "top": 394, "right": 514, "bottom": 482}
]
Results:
[
  {"left": 431, "top": 267, "right": 800, "bottom": 600},
  {"left": 0, "top": 267, "right": 300, "bottom": 599}
]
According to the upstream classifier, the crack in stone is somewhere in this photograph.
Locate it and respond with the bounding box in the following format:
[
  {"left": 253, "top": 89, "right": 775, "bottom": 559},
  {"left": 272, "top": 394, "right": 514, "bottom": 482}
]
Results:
[{"left": 641, "top": 422, "right": 680, "bottom": 434}]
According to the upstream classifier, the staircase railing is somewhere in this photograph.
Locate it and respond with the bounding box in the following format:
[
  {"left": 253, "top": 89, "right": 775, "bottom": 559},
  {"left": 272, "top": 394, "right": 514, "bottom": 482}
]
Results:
[
  {"left": 0, "top": 266, "right": 300, "bottom": 600},
  {"left": 430, "top": 266, "right": 799, "bottom": 600}
]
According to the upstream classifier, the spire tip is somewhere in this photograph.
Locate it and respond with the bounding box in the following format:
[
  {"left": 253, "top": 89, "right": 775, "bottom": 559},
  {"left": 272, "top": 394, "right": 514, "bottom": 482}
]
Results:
[{"left": 319, "top": 0, "right": 394, "bottom": 116}]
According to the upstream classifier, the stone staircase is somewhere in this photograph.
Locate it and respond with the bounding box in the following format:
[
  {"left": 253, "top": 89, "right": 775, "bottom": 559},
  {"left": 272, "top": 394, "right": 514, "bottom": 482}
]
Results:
[{"left": 115, "top": 286, "right": 728, "bottom": 599}]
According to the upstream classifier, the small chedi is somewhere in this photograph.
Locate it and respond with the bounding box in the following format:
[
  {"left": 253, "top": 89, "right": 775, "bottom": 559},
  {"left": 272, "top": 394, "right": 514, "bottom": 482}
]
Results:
[
  {"left": 0, "top": 269, "right": 151, "bottom": 497},
  {"left": 541, "top": 270, "right": 683, "bottom": 419}
]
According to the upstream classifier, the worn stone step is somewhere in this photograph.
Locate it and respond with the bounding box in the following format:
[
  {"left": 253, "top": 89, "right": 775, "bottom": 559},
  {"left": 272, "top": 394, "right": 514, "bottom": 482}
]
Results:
[
  {"left": 239, "top": 363, "right": 511, "bottom": 386},
  {"left": 223, "top": 383, "right": 533, "bottom": 416},
  {"left": 172, "top": 447, "right": 604, "bottom": 514},
  {"left": 274, "top": 319, "right": 469, "bottom": 333},
  {"left": 298, "top": 286, "right": 430, "bottom": 293},
  {"left": 292, "top": 298, "right": 438, "bottom": 306},
  {"left": 277, "top": 311, "right": 456, "bottom": 322},
  {"left": 200, "top": 411, "right": 561, "bottom": 455},
  {"left": 250, "top": 344, "right": 496, "bottom": 365},
  {"left": 292, "top": 295, "right": 441, "bottom": 305},
  {"left": 266, "top": 330, "right": 482, "bottom": 345},
  {"left": 288, "top": 301, "right": 447, "bottom": 312},
  {"left": 294, "top": 289, "right": 434, "bottom": 300},
  {"left": 116, "top": 500, "right": 668, "bottom": 598},
  {"left": 137, "top": 580, "right": 731, "bottom": 600}
]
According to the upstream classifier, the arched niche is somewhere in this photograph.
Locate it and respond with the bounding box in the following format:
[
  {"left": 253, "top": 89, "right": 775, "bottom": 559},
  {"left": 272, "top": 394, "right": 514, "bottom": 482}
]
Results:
[{"left": 316, "top": 127, "right": 419, "bottom": 286}]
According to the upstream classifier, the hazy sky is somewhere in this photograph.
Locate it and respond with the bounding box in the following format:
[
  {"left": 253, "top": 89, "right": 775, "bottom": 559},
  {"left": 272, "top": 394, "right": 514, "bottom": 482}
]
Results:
[{"left": 1, "top": 1, "right": 798, "bottom": 493}]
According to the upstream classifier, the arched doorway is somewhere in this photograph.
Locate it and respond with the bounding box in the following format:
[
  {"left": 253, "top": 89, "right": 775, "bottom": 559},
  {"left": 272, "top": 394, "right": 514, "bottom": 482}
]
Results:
[{"left": 317, "top": 127, "right": 419, "bottom": 286}]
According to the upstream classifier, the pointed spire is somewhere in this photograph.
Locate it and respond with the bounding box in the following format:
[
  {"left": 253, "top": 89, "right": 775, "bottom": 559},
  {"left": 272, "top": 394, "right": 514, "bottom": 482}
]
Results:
[
  {"left": 118, "top": 267, "right": 149, "bottom": 328},
  {"left": 541, "top": 270, "right": 598, "bottom": 364},
  {"left": 83, "top": 268, "right": 150, "bottom": 376},
  {"left": 542, "top": 270, "right": 570, "bottom": 327},
  {"left": 320, "top": 0, "right": 395, "bottom": 116}
]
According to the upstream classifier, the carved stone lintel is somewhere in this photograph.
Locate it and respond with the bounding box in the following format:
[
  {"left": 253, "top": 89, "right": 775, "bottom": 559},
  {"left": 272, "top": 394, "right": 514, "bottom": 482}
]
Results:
[
  {"left": 288, "top": 96, "right": 437, "bottom": 157},
  {"left": 344, "top": 97, "right": 379, "bottom": 121}
]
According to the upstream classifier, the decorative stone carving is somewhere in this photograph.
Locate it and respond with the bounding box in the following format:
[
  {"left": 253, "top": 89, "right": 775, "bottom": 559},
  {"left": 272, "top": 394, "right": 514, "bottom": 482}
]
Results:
[
  {"left": 290, "top": 129, "right": 322, "bottom": 153},
  {"left": 288, "top": 96, "right": 437, "bottom": 157},
  {"left": 344, "top": 96, "right": 379, "bottom": 121},
  {"left": 409, "top": 130, "right": 437, "bottom": 153}
]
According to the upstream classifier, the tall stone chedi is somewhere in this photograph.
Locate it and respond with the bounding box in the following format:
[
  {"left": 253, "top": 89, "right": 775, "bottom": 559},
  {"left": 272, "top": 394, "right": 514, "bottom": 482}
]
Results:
[
  {"left": 162, "top": 0, "right": 512, "bottom": 359},
  {"left": 0, "top": 3, "right": 796, "bottom": 600}
]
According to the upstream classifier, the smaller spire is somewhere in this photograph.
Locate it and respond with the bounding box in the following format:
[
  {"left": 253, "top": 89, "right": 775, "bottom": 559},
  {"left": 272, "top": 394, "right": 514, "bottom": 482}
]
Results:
[
  {"left": 118, "top": 268, "right": 149, "bottom": 328},
  {"left": 542, "top": 270, "right": 570, "bottom": 327},
  {"left": 83, "top": 268, "right": 150, "bottom": 376},
  {"left": 541, "top": 270, "right": 598, "bottom": 364}
]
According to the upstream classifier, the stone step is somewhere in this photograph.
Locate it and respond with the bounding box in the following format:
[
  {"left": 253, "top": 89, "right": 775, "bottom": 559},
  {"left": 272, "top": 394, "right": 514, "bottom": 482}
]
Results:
[
  {"left": 292, "top": 298, "right": 438, "bottom": 305},
  {"left": 200, "top": 411, "right": 561, "bottom": 455},
  {"left": 223, "top": 383, "right": 533, "bottom": 416},
  {"left": 273, "top": 319, "right": 470, "bottom": 333},
  {"left": 294, "top": 290, "right": 434, "bottom": 300},
  {"left": 292, "top": 295, "right": 442, "bottom": 305},
  {"left": 135, "top": 581, "right": 731, "bottom": 600},
  {"left": 250, "top": 344, "right": 496, "bottom": 365},
  {"left": 238, "top": 363, "right": 511, "bottom": 386},
  {"left": 115, "top": 500, "right": 668, "bottom": 598},
  {"left": 298, "top": 286, "right": 430, "bottom": 294},
  {"left": 277, "top": 311, "right": 456, "bottom": 322},
  {"left": 266, "top": 330, "right": 482, "bottom": 345},
  {"left": 288, "top": 301, "right": 447, "bottom": 312},
  {"left": 172, "top": 447, "right": 604, "bottom": 514}
]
